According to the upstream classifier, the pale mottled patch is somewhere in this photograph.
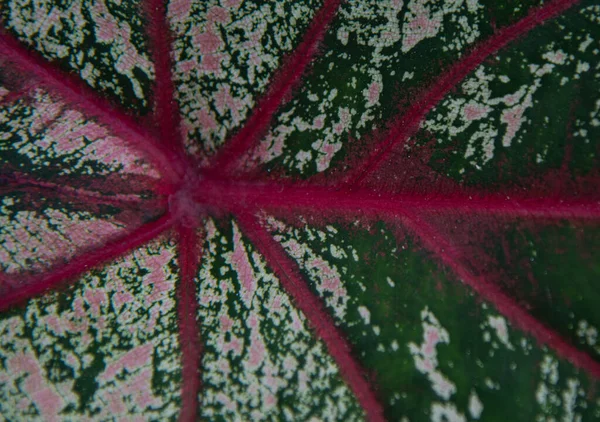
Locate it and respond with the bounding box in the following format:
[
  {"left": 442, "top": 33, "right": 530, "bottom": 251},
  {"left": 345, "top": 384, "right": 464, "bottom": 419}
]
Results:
[
  {"left": 3, "top": 0, "right": 154, "bottom": 109},
  {"left": 168, "top": 0, "right": 323, "bottom": 160},
  {"left": 408, "top": 307, "right": 456, "bottom": 401},
  {"left": 253, "top": 0, "right": 484, "bottom": 176},
  {"left": 265, "top": 217, "right": 350, "bottom": 321},
  {"left": 196, "top": 219, "right": 363, "bottom": 421},
  {"left": 0, "top": 89, "right": 160, "bottom": 177},
  {"left": 401, "top": 0, "right": 481, "bottom": 53},
  {"left": 0, "top": 194, "right": 125, "bottom": 275},
  {"left": 0, "top": 238, "right": 182, "bottom": 420},
  {"left": 421, "top": 11, "right": 599, "bottom": 175}
]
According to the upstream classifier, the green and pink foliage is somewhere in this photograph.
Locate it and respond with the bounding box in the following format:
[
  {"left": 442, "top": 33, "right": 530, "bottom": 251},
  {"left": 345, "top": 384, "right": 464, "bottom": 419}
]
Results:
[{"left": 0, "top": 0, "right": 599, "bottom": 420}]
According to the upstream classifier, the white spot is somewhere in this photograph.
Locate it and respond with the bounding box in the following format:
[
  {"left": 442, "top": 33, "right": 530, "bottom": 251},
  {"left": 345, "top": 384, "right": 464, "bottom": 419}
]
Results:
[
  {"left": 358, "top": 306, "right": 371, "bottom": 325},
  {"left": 487, "top": 316, "right": 514, "bottom": 350},
  {"left": 408, "top": 307, "right": 456, "bottom": 400},
  {"left": 468, "top": 390, "right": 483, "bottom": 419},
  {"left": 431, "top": 402, "right": 466, "bottom": 422}
]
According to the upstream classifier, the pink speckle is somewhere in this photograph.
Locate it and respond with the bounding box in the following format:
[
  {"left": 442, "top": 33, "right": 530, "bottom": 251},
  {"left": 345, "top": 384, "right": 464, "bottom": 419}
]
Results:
[
  {"left": 100, "top": 343, "right": 153, "bottom": 381},
  {"left": 84, "top": 289, "right": 108, "bottom": 316},
  {"left": 222, "top": 337, "right": 242, "bottom": 356},
  {"left": 195, "top": 108, "right": 217, "bottom": 131},
  {"left": 207, "top": 6, "right": 230, "bottom": 25},
  {"left": 316, "top": 142, "right": 341, "bottom": 172},
  {"left": 220, "top": 315, "right": 234, "bottom": 331},
  {"left": 223, "top": 0, "right": 242, "bottom": 8},
  {"left": 113, "top": 290, "right": 134, "bottom": 310},
  {"left": 178, "top": 59, "right": 198, "bottom": 73},
  {"left": 254, "top": 129, "right": 288, "bottom": 164},
  {"left": 8, "top": 352, "right": 64, "bottom": 421},
  {"left": 248, "top": 337, "right": 266, "bottom": 369},
  {"left": 367, "top": 82, "right": 381, "bottom": 105},
  {"left": 169, "top": 0, "right": 193, "bottom": 23},
  {"left": 92, "top": 2, "right": 126, "bottom": 43},
  {"left": 201, "top": 54, "right": 225, "bottom": 73},
  {"left": 216, "top": 392, "right": 237, "bottom": 411},
  {"left": 423, "top": 327, "right": 440, "bottom": 356},
  {"left": 229, "top": 227, "right": 256, "bottom": 306},
  {"left": 313, "top": 116, "right": 325, "bottom": 129},
  {"left": 265, "top": 394, "right": 277, "bottom": 407},
  {"left": 500, "top": 101, "right": 529, "bottom": 147},
  {"left": 248, "top": 315, "right": 259, "bottom": 328},
  {"left": 271, "top": 295, "right": 282, "bottom": 312},
  {"left": 402, "top": 3, "right": 442, "bottom": 52},
  {"left": 463, "top": 103, "right": 491, "bottom": 121},
  {"left": 44, "top": 315, "right": 64, "bottom": 335},
  {"left": 195, "top": 31, "right": 223, "bottom": 54},
  {"left": 214, "top": 86, "right": 241, "bottom": 119},
  {"left": 291, "top": 311, "right": 303, "bottom": 332}
]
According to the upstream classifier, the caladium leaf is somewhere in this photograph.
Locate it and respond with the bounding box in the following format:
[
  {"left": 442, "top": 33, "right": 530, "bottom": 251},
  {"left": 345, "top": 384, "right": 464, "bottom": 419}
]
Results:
[{"left": 0, "top": 0, "right": 599, "bottom": 421}]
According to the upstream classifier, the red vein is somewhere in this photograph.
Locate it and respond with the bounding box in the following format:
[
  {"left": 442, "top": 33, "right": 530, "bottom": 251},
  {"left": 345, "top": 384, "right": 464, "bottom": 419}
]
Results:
[
  {"left": 1, "top": 172, "right": 163, "bottom": 209},
  {"left": 193, "top": 179, "right": 600, "bottom": 219},
  {"left": 0, "top": 28, "right": 185, "bottom": 187},
  {"left": 144, "top": 0, "right": 185, "bottom": 155},
  {"left": 0, "top": 212, "right": 175, "bottom": 311},
  {"left": 350, "top": 0, "right": 580, "bottom": 187},
  {"left": 176, "top": 224, "right": 204, "bottom": 422},
  {"left": 401, "top": 210, "right": 600, "bottom": 378},
  {"left": 208, "top": 0, "right": 342, "bottom": 175},
  {"left": 236, "top": 213, "right": 385, "bottom": 422}
]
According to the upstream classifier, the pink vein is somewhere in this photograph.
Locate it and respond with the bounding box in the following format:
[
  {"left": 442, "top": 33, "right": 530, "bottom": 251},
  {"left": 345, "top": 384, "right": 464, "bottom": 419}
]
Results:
[
  {"left": 193, "top": 179, "right": 600, "bottom": 219},
  {"left": 176, "top": 224, "right": 204, "bottom": 422},
  {"left": 350, "top": 0, "right": 580, "bottom": 186},
  {"left": 144, "top": 0, "right": 185, "bottom": 155},
  {"left": 1, "top": 172, "right": 160, "bottom": 209},
  {"left": 0, "top": 212, "right": 175, "bottom": 311},
  {"left": 401, "top": 210, "right": 600, "bottom": 379},
  {"left": 236, "top": 213, "right": 385, "bottom": 422},
  {"left": 0, "top": 28, "right": 185, "bottom": 187},
  {"left": 208, "top": 0, "right": 342, "bottom": 175}
]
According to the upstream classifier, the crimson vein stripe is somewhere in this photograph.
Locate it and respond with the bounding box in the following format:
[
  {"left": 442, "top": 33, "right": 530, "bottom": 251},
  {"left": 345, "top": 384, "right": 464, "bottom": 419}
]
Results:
[
  {"left": 176, "top": 224, "right": 204, "bottom": 422},
  {"left": 0, "top": 172, "right": 161, "bottom": 209},
  {"left": 236, "top": 213, "right": 385, "bottom": 422},
  {"left": 350, "top": 0, "right": 580, "bottom": 187},
  {"left": 0, "top": 212, "right": 175, "bottom": 311},
  {"left": 0, "top": 28, "right": 185, "bottom": 186},
  {"left": 144, "top": 0, "right": 185, "bottom": 155},
  {"left": 193, "top": 179, "right": 600, "bottom": 219},
  {"left": 401, "top": 210, "right": 600, "bottom": 379},
  {"left": 208, "top": 0, "right": 342, "bottom": 175}
]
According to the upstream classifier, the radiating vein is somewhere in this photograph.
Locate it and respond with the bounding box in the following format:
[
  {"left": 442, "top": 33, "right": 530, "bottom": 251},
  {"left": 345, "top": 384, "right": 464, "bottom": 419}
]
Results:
[
  {"left": 193, "top": 179, "right": 600, "bottom": 220},
  {"left": 1, "top": 172, "right": 163, "bottom": 209},
  {"left": 236, "top": 213, "right": 385, "bottom": 422},
  {"left": 144, "top": 0, "right": 185, "bottom": 156},
  {"left": 400, "top": 210, "right": 600, "bottom": 379},
  {"left": 0, "top": 28, "right": 185, "bottom": 187},
  {"left": 349, "top": 0, "right": 580, "bottom": 187},
  {"left": 207, "top": 0, "right": 342, "bottom": 176},
  {"left": 0, "top": 212, "right": 175, "bottom": 311},
  {"left": 176, "top": 223, "right": 204, "bottom": 422}
]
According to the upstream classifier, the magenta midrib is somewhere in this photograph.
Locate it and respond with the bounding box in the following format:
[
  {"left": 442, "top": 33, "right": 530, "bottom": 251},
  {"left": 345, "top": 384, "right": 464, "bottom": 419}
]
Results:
[
  {"left": 191, "top": 179, "right": 600, "bottom": 219},
  {"left": 0, "top": 0, "right": 595, "bottom": 420}
]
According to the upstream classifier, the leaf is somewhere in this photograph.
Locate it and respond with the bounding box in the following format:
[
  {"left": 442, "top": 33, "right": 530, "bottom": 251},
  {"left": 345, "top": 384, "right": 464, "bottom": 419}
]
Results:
[{"left": 0, "top": 0, "right": 598, "bottom": 420}]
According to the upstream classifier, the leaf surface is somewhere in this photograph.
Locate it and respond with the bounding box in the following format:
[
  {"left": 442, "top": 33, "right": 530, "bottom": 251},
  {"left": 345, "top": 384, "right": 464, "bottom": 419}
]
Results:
[{"left": 0, "top": 0, "right": 599, "bottom": 420}]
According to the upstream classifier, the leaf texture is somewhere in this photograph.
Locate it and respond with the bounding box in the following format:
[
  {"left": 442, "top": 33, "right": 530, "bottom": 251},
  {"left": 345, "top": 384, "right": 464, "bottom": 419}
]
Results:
[{"left": 0, "top": 0, "right": 599, "bottom": 421}]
